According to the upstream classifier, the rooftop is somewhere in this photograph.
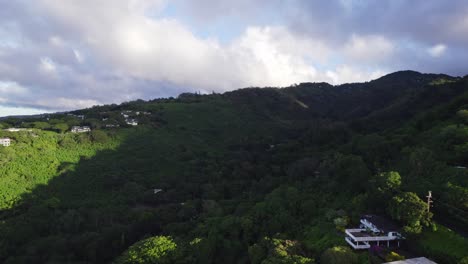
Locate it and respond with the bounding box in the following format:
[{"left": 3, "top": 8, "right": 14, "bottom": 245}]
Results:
[
  {"left": 362, "top": 214, "right": 401, "bottom": 233},
  {"left": 383, "top": 257, "right": 437, "bottom": 264}
]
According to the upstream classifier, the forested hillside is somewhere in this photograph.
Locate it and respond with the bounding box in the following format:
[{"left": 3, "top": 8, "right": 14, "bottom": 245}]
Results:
[{"left": 0, "top": 71, "right": 467, "bottom": 263}]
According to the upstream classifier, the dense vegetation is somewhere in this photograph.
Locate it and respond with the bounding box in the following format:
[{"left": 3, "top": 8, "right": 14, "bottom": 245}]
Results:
[{"left": 0, "top": 71, "right": 467, "bottom": 263}]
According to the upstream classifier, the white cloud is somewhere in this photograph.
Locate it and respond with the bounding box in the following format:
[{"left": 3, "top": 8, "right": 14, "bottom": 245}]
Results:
[
  {"left": 35, "top": 97, "right": 101, "bottom": 109},
  {"left": 325, "top": 65, "right": 387, "bottom": 84},
  {"left": 2, "top": 0, "right": 464, "bottom": 113},
  {"left": 49, "top": 36, "right": 65, "bottom": 47},
  {"left": 427, "top": 44, "right": 447, "bottom": 58},
  {"left": 0, "top": 81, "right": 29, "bottom": 95},
  {"left": 0, "top": 105, "right": 47, "bottom": 117},
  {"left": 73, "top": 49, "right": 84, "bottom": 63},
  {"left": 344, "top": 34, "right": 394, "bottom": 63},
  {"left": 39, "top": 0, "right": 334, "bottom": 90},
  {"left": 39, "top": 57, "right": 57, "bottom": 74}
]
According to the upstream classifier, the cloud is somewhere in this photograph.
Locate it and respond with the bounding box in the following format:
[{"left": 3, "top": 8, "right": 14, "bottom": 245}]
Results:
[
  {"left": 0, "top": 0, "right": 467, "bottom": 115},
  {"left": 39, "top": 57, "right": 57, "bottom": 74},
  {"left": 343, "top": 34, "right": 394, "bottom": 63},
  {"left": 427, "top": 44, "right": 447, "bottom": 58}
]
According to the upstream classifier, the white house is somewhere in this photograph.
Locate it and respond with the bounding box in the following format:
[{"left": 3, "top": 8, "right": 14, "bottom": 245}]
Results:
[
  {"left": 71, "top": 126, "right": 91, "bottom": 133},
  {"left": 126, "top": 119, "right": 138, "bottom": 126},
  {"left": 0, "top": 138, "right": 11, "bottom": 147},
  {"left": 345, "top": 215, "right": 405, "bottom": 250}
]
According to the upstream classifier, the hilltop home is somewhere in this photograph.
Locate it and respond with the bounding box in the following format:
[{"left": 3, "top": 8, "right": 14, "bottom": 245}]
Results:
[
  {"left": 0, "top": 138, "right": 11, "bottom": 147},
  {"left": 345, "top": 215, "right": 405, "bottom": 250},
  {"left": 71, "top": 126, "right": 91, "bottom": 133}
]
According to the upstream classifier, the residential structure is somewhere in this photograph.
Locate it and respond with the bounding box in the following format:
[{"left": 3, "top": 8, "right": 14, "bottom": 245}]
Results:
[
  {"left": 126, "top": 119, "right": 138, "bottom": 126},
  {"left": 0, "top": 138, "right": 11, "bottom": 147},
  {"left": 3, "top": 128, "right": 31, "bottom": 132},
  {"left": 71, "top": 126, "right": 91, "bottom": 133},
  {"left": 345, "top": 215, "right": 405, "bottom": 250}
]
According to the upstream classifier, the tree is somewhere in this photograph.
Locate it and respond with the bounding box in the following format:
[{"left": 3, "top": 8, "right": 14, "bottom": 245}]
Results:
[
  {"left": 53, "top": 123, "right": 69, "bottom": 133},
  {"left": 368, "top": 171, "right": 401, "bottom": 213},
  {"left": 456, "top": 109, "right": 468, "bottom": 124},
  {"left": 115, "top": 236, "right": 177, "bottom": 264},
  {"left": 90, "top": 130, "right": 109, "bottom": 143},
  {"left": 32, "top": 121, "right": 50, "bottom": 130},
  {"left": 249, "top": 237, "right": 314, "bottom": 264},
  {"left": 374, "top": 171, "right": 401, "bottom": 194},
  {"left": 388, "top": 192, "right": 432, "bottom": 234},
  {"left": 320, "top": 246, "right": 358, "bottom": 264}
]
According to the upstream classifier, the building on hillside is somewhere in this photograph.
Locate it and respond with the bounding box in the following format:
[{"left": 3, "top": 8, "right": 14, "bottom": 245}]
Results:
[
  {"left": 67, "top": 114, "right": 85, "bottom": 120},
  {"left": 71, "top": 126, "right": 91, "bottom": 133},
  {"left": 126, "top": 119, "right": 138, "bottom": 126},
  {"left": 0, "top": 137, "right": 11, "bottom": 147},
  {"left": 383, "top": 257, "right": 437, "bottom": 264},
  {"left": 3, "top": 128, "right": 31, "bottom": 132},
  {"left": 345, "top": 215, "right": 405, "bottom": 250}
]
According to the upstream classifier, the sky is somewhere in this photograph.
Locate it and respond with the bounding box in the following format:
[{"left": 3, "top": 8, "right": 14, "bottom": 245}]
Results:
[{"left": 1, "top": 0, "right": 468, "bottom": 116}]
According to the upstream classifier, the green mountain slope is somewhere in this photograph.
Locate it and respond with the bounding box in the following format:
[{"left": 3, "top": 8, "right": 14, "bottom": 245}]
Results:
[{"left": 0, "top": 71, "right": 467, "bottom": 263}]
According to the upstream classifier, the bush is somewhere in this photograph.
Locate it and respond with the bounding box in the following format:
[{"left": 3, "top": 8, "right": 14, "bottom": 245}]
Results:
[
  {"left": 115, "top": 236, "right": 177, "bottom": 264},
  {"left": 385, "top": 251, "right": 405, "bottom": 262},
  {"left": 320, "top": 246, "right": 358, "bottom": 264},
  {"left": 90, "top": 130, "right": 109, "bottom": 143}
]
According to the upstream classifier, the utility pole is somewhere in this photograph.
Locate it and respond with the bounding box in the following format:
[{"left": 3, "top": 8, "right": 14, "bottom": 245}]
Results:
[{"left": 426, "top": 191, "right": 433, "bottom": 213}]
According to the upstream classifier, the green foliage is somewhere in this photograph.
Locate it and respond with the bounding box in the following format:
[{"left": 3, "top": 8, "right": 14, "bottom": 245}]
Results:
[
  {"left": 415, "top": 225, "right": 468, "bottom": 263},
  {"left": 375, "top": 171, "right": 401, "bottom": 194},
  {"left": 90, "top": 130, "right": 109, "bottom": 143},
  {"left": 53, "top": 123, "right": 69, "bottom": 133},
  {"left": 0, "top": 72, "right": 468, "bottom": 263},
  {"left": 302, "top": 223, "right": 344, "bottom": 255},
  {"left": 115, "top": 236, "right": 177, "bottom": 264},
  {"left": 457, "top": 109, "right": 468, "bottom": 124},
  {"left": 384, "top": 251, "right": 405, "bottom": 262},
  {"left": 320, "top": 246, "right": 358, "bottom": 264},
  {"left": 388, "top": 192, "right": 432, "bottom": 234},
  {"left": 249, "top": 237, "right": 314, "bottom": 264}
]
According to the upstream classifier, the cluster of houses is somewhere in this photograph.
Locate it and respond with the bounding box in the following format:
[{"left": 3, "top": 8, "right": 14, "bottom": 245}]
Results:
[
  {"left": 121, "top": 111, "right": 139, "bottom": 126},
  {"left": 67, "top": 113, "right": 85, "bottom": 120}
]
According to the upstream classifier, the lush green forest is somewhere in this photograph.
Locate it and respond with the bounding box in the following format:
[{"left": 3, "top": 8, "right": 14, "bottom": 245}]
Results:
[{"left": 0, "top": 71, "right": 467, "bottom": 263}]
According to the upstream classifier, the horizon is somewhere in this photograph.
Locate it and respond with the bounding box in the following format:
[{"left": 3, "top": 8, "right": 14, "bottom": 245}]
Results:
[
  {"left": 0, "top": 69, "right": 463, "bottom": 118},
  {"left": 1, "top": 1, "right": 468, "bottom": 116}
]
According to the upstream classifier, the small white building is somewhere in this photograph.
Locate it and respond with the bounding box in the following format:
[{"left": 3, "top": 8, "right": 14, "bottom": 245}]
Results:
[
  {"left": 126, "top": 119, "right": 138, "bottom": 126},
  {"left": 3, "top": 128, "right": 31, "bottom": 132},
  {"left": 0, "top": 138, "right": 11, "bottom": 147},
  {"left": 345, "top": 215, "right": 405, "bottom": 250},
  {"left": 71, "top": 126, "right": 91, "bottom": 133}
]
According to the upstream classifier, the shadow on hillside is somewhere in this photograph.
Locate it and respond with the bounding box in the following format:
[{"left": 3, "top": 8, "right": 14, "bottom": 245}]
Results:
[{"left": 0, "top": 129, "right": 195, "bottom": 263}]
